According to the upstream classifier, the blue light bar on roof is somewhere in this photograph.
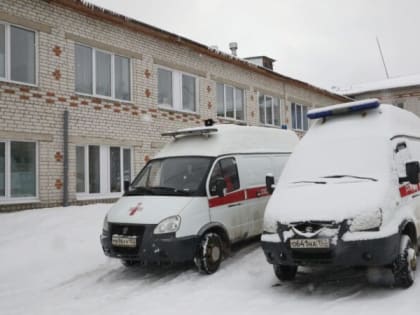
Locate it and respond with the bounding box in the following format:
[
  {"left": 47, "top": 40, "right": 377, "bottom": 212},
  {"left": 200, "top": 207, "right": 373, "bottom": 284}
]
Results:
[{"left": 307, "top": 99, "right": 380, "bottom": 120}]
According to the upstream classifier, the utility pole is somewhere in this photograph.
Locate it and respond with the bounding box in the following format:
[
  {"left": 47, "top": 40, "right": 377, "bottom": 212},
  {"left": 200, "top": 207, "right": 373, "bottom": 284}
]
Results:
[{"left": 376, "top": 36, "right": 390, "bottom": 79}]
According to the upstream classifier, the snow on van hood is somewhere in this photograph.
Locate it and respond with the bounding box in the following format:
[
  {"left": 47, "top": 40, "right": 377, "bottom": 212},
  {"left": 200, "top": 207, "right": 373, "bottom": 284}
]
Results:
[
  {"left": 107, "top": 196, "right": 193, "bottom": 224},
  {"left": 264, "top": 179, "right": 387, "bottom": 224}
]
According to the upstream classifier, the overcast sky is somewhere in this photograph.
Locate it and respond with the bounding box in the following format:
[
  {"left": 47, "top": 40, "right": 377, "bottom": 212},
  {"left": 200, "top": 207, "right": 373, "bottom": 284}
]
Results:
[{"left": 88, "top": 0, "right": 420, "bottom": 91}]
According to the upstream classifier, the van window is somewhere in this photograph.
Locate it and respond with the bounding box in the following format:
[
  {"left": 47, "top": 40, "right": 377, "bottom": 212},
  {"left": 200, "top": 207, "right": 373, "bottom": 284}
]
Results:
[{"left": 209, "top": 158, "right": 240, "bottom": 196}]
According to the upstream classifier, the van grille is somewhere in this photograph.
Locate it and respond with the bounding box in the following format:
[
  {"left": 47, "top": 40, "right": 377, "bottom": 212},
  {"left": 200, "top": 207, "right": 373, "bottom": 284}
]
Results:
[{"left": 110, "top": 223, "right": 145, "bottom": 256}]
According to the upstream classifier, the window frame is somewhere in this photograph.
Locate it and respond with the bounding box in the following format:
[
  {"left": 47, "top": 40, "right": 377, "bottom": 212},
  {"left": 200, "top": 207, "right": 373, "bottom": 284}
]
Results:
[
  {"left": 0, "top": 140, "right": 39, "bottom": 204},
  {"left": 291, "top": 102, "right": 309, "bottom": 131},
  {"left": 75, "top": 144, "right": 133, "bottom": 200},
  {"left": 0, "top": 21, "right": 38, "bottom": 87},
  {"left": 258, "top": 93, "right": 282, "bottom": 126},
  {"left": 75, "top": 43, "right": 133, "bottom": 102},
  {"left": 157, "top": 65, "right": 199, "bottom": 114},
  {"left": 216, "top": 83, "right": 246, "bottom": 121},
  {"left": 207, "top": 156, "right": 241, "bottom": 197}
]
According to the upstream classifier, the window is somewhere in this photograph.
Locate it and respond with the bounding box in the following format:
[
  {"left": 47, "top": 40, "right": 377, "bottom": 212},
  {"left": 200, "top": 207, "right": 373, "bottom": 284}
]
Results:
[
  {"left": 0, "top": 141, "right": 38, "bottom": 202},
  {"left": 291, "top": 103, "right": 309, "bottom": 131},
  {"left": 259, "top": 94, "right": 281, "bottom": 126},
  {"left": 75, "top": 44, "right": 131, "bottom": 101},
  {"left": 209, "top": 157, "right": 240, "bottom": 196},
  {"left": 76, "top": 145, "right": 132, "bottom": 196},
  {"left": 157, "top": 67, "right": 198, "bottom": 112},
  {"left": 216, "top": 83, "right": 245, "bottom": 120},
  {"left": 0, "top": 22, "right": 36, "bottom": 85}
]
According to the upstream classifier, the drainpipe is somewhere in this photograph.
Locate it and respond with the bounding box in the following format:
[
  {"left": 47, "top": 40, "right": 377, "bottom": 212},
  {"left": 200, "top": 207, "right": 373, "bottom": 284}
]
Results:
[{"left": 63, "top": 110, "right": 69, "bottom": 207}]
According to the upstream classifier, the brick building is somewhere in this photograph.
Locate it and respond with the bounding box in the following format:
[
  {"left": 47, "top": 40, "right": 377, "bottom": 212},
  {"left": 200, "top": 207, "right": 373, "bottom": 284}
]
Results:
[
  {"left": 0, "top": 0, "right": 346, "bottom": 211},
  {"left": 339, "top": 74, "right": 420, "bottom": 114}
]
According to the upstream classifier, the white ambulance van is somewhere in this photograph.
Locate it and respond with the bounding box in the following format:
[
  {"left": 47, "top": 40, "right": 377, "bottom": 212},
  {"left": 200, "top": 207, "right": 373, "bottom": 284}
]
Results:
[
  {"left": 101, "top": 123, "right": 298, "bottom": 274},
  {"left": 261, "top": 99, "right": 420, "bottom": 287}
]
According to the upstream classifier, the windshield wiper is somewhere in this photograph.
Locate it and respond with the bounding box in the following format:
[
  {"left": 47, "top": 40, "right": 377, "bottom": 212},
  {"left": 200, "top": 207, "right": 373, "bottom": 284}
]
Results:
[
  {"left": 322, "top": 175, "right": 378, "bottom": 182},
  {"left": 125, "top": 186, "right": 155, "bottom": 196},
  {"left": 151, "top": 186, "right": 192, "bottom": 196},
  {"left": 292, "top": 180, "right": 327, "bottom": 184}
]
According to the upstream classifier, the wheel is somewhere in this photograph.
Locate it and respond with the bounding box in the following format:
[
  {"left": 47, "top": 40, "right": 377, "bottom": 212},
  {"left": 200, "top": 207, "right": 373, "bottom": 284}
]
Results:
[
  {"left": 273, "top": 264, "right": 297, "bottom": 281},
  {"left": 392, "top": 235, "right": 417, "bottom": 288},
  {"left": 121, "top": 259, "right": 139, "bottom": 267},
  {"left": 194, "top": 232, "right": 224, "bottom": 274}
]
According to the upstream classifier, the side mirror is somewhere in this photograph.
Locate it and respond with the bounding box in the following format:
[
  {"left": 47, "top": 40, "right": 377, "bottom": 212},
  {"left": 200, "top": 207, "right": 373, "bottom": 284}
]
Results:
[
  {"left": 123, "top": 180, "right": 130, "bottom": 193},
  {"left": 405, "top": 161, "right": 420, "bottom": 185},
  {"left": 215, "top": 177, "right": 225, "bottom": 197},
  {"left": 266, "top": 174, "right": 275, "bottom": 195}
]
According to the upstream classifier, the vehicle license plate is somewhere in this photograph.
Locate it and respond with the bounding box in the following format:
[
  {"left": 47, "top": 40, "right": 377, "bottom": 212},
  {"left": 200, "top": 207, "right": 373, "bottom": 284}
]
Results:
[
  {"left": 290, "top": 238, "right": 330, "bottom": 249},
  {"left": 112, "top": 235, "right": 137, "bottom": 248}
]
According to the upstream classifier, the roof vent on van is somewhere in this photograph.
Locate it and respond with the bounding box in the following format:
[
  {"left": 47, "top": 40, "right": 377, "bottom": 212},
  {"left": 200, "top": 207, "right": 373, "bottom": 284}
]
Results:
[{"left": 204, "top": 118, "right": 215, "bottom": 127}]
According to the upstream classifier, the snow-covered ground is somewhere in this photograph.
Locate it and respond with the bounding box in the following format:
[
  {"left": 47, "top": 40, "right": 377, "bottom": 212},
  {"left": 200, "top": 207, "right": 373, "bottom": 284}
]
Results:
[{"left": 0, "top": 204, "right": 419, "bottom": 315}]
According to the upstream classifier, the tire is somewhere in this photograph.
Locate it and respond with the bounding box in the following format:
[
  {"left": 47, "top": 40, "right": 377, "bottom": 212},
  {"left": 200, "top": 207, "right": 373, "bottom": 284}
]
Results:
[
  {"left": 392, "top": 235, "right": 417, "bottom": 288},
  {"left": 194, "top": 232, "right": 224, "bottom": 274},
  {"left": 121, "top": 259, "right": 139, "bottom": 267},
  {"left": 273, "top": 264, "right": 298, "bottom": 281}
]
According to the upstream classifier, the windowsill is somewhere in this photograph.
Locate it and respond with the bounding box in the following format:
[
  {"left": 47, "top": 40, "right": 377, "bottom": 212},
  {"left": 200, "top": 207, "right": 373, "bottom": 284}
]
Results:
[
  {"left": 0, "top": 77, "right": 38, "bottom": 89},
  {"left": 75, "top": 92, "right": 133, "bottom": 105},
  {"left": 158, "top": 105, "right": 200, "bottom": 117},
  {"left": 0, "top": 198, "right": 40, "bottom": 205},
  {"left": 217, "top": 116, "right": 247, "bottom": 125},
  {"left": 259, "top": 123, "right": 283, "bottom": 129},
  {"left": 76, "top": 192, "right": 122, "bottom": 201}
]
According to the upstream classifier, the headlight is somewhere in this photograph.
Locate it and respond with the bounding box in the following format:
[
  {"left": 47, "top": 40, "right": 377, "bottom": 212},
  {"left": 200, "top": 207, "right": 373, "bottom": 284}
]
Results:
[
  {"left": 349, "top": 209, "right": 382, "bottom": 232},
  {"left": 154, "top": 216, "right": 181, "bottom": 234},
  {"left": 263, "top": 219, "right": 278, "bottom": 234},
  {"left": 102, "top": 215, "right": 109, "bottom": 232}
]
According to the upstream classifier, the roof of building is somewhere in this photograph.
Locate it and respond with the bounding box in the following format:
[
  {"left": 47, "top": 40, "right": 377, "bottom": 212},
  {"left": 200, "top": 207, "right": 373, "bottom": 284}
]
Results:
[
  {"left": 337, "top": 74, "right": 420, "bottom": 96},
  {"left": 155, "top": 124, "right": 299, "bottom": 158},
  {"left": 48, "top": 0, "right": 346, "bottom": 102}
]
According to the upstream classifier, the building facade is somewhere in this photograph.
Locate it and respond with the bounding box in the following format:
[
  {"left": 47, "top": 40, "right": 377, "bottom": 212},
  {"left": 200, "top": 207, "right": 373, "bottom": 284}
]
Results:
[
  {"left": 0, "top": 0, "right": 345, "bottom": 211},
  {"left": 341, "top": 74, "right": 420, "bottom": 116}
]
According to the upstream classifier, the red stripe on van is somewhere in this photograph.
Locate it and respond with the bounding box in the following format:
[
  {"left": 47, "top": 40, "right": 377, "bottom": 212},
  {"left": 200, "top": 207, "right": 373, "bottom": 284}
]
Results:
[
  {"left": 399, "top": 184, "right": 420, "bottom": 198},
  {"left": 208, "top": 186, "right": 269, "bottom": 208},
  {"left": 209, "top": 190, "right": 246, "bottom": 208}
]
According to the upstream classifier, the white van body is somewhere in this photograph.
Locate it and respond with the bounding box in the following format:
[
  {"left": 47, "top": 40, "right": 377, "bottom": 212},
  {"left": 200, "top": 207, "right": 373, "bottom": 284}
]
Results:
[
  {"left": 101, "top": 124, "right": 298, "bottom": 273},
  {"left": 261, "top": 99, "right": 420, "bottom": 287}
]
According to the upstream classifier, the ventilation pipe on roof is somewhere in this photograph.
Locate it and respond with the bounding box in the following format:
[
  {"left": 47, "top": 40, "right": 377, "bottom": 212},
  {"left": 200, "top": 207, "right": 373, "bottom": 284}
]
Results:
[{"left": 229, "top": 42, "right": 238, "bottom": 56}]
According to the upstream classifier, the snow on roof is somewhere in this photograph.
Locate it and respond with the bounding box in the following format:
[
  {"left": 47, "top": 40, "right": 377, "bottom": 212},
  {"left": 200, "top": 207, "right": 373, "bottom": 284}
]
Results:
[
  {"left": 337, "top": 74, "right": 420, "bottom": 95},
  {"left": 155, "top": 124, "right": 299, "bottom": 158}
]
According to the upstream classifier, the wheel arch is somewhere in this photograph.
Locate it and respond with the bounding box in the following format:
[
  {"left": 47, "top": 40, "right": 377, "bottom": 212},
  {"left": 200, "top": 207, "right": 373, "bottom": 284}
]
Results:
[
  {"left": 399, "top": 220, "right": 418, "bottom": 248},
  {"left": 198, "top": 222, "right": 231, "bottom": 250}
]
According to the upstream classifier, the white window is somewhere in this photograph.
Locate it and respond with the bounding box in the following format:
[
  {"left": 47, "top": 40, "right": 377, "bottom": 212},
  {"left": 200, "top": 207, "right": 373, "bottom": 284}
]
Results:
[
  {"left": 216, "top": 83, "right": 245, "bottom": 120},
  {"left": 291, "top": 103, "right": 309, "bottom": 131},
  {"left": 76, "top": 145, "right": 132, "bottom": 197},
  {"left": 0, "top": 22, "right": 37, "bottom": 85},
  {"left": 0, "top": 141, "right": 38, "bottom": 203},
  {"left": 259, "top": 94, "right": 281, "bottom": 126},
  {"left": 157, "top": 67, "right": 198, "bottom": 112},
  {"left": 75, "top": 44, "right": 131, "bottom": 101}
]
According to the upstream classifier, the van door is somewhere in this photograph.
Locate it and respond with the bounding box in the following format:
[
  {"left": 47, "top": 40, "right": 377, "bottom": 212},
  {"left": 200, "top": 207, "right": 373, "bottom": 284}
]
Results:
[{"left": 207, "top": 157, "right": 248, "bottom": 242}]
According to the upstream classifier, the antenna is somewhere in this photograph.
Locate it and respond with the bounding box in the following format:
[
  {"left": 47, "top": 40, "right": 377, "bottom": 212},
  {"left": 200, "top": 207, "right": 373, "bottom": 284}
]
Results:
[{"left": 376, "top": 36, "right": 390, "bottom": 79}]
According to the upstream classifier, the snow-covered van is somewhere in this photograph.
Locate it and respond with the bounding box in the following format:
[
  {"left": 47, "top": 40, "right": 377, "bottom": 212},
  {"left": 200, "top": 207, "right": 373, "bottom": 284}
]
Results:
[
  {"left": 261, "top": 99, "right": 420, "bottom": 287},
  {"left": 101, "top": 123, "right": 298, "bottom": 274}
]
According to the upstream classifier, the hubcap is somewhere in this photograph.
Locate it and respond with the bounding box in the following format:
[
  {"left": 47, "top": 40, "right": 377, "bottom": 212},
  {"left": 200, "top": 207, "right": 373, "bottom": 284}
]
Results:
[
  {"left": 211, "top": 246, "right": 221, "bottom": 262},
  {"left": 408, "top": 248, "right": 417, "bottom": 271}
]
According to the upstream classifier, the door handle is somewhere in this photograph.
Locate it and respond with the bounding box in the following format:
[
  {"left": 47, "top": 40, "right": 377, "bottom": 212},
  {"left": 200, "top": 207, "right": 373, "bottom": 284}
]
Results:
[
  {"left": 228, "top": 203, "right": 242, "bottom": 208},
  {"left": 412, "top": 194, "right": 420, "bottom": 199}
]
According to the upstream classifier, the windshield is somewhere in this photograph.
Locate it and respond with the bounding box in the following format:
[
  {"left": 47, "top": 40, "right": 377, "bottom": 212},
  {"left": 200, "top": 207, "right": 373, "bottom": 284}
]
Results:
[
  {"left": 127, "top": 157, "right": 214, "bottom": 196},
  {"left": 280, "top": 136, "right": 391, "bottom": 184}
]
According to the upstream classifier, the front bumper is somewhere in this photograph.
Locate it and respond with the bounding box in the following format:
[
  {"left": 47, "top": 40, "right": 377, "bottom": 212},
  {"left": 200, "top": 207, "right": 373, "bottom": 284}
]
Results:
[
  {"left": 261, "top": 232, "right": 401, "bottom": 267},
  {"left": 100, "top": 223, "right": 200, "bottom": 264}
]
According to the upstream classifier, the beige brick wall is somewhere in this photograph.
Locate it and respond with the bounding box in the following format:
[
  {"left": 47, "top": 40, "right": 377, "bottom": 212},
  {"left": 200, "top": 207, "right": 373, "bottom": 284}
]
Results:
[{"left": 0, "top": 0, "right": 342, "bottom": 211}]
